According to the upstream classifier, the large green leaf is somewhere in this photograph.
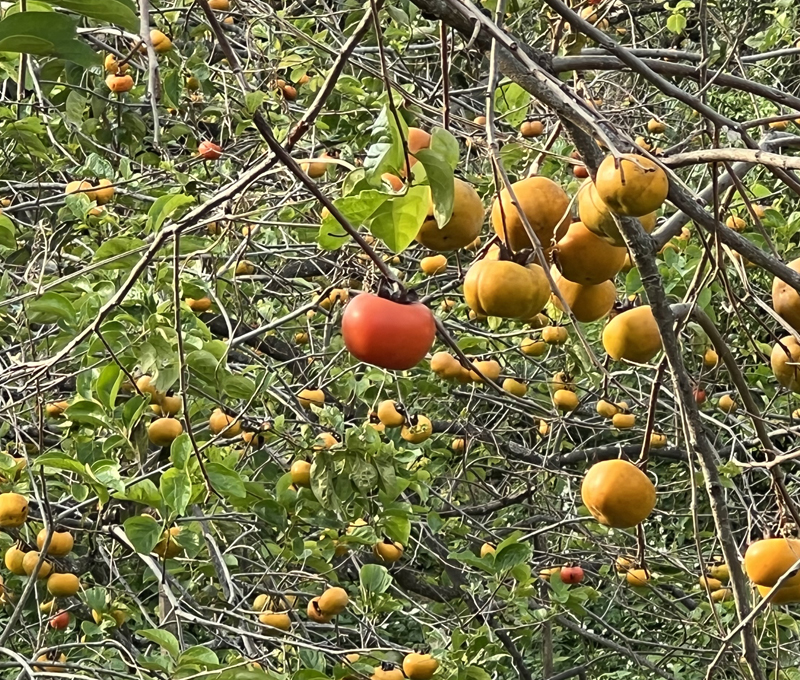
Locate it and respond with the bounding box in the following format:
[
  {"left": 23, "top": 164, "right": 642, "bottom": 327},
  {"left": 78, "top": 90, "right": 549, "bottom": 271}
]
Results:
[
  {"left": 137, "top": 628, "right": 180, "bottom": 660},
  {"left": 0, "top": 214, "right": 16, "bottom": 249},
  {"left": 206, "top": 463, "right": 246, "bottom": 500},
  {"left": 494, "top": 81, "right": 531, "bottom": 128},
  {"left": 0, "top": 13, "right": 99, "bottom": 67},
  {"left": 413, "top": 149, "right": 453, "bottom": 228},
  {"left": 27, "top": 291, "right": 76, "bottom": 325},
  {"left": 360, "top": 564, "right": 392, "bottom": 594},
  {"left": 147, "top": 194, "right": 194, "bottom": 232},
  {"left": 93, "top": 237, "right": 146, "bottom": 270},
  {"left": 123, "top": 515, "right": 162, "bottom": 555},
  {"left": 40, "top": 0, "right": 139, "bottom": 31},
  {"left": 366, "top": 186, "right": 429, "bottom": 253},
  {"left": 318, "top": 190, "right": 388, "bottom": 250},
  {"left": 364, "top": 104, "right": 408, "bottom": 184},
  {"left": 161, "top": 467, "right": 191, "bottom": 515}
]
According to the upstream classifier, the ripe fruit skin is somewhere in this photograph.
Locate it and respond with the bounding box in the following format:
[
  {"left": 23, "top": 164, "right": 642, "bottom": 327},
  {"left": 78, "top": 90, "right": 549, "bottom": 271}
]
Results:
[
  {"left": 209, "top": 0, "right": 231, "bottom": 8},
  {"left": 318, "top": 586, "right": 349, "bottom": 616},
  {"left": 0, "top": 493, "right": 28, "bottom": 528},
  {"left": 626, "top": 568, "right": 650, "bottom": 586},
  {"left": 416, "top": 179, "right": 484, "bottom": 251},
  {"left": 49, "top": 610, "right": 70, "bottom": 629},
  {"left": 298, "top": 389, "right": 324, "bottom": 409},
  {"left": 757, "top": 583, "right": 800, "bottom": 604},
  {"left": 259, "top": 611, "right": 291, "bottom": 631},
  {"left": 37, "top": 530, "right": 74, "bottom": 557},
  {"left": 520, "top": 120, "right": 544, "bottom": 137},
  {"left": 104, "top": 54, "right": 129, "bottom": 74},
  {"left": 573, "top": 165, "right": 589, "bottom": 179},
  {"left": 22, "top": 551, "right": 51, "bottom": 578},
  {"left": 615, "top": 556, "right": 634, "bottom": 573},
  {"left": 235, "top": 260, "right": 255, "bottom": 276},
  {"left": 480, "top": 543, "right": 495, "bottom": 557},
  {"left": 502, "top": 378, "right": 527, "bottom": 397},
  {"left": 404, "top": 654, "right": 439, "bottom": 680},
  {"left": 4, "top": 547, "right": 25, "bottom": 575},
  {"left": 290, "top": 460, "right": 311, "bottom": 488},
  {"left": 302, "top": 158, "right": 327, "bottom": 178},
  {"left": 551, "top": 268, "right": 616, "bottom": 323},
  {"left": 581, "top": 459, "right": 656, "bottom": 528},
  {"left": 596, "top": 400, "right": 618, "bottom": 419},
  {"left": 47, "top": 573, "right": 80, "bottom": 597},
  {"left": 45, "top": 401, "right": 69, "bottom": 417},
  {"left": 154, "top": 527, "right": 182, "bottom": 558},
  {"left": 726, "top": 216, "right": 746, "bottom": 231},
  {"left": 372, "top": 666, "right": 404, "bottom": 680},
  {"left": 150, "top": 29, "right": 172, "bottom": 53},
  {"left": 403, "top": 127, "right": 431, "bottom": 173},
  {"left": 650, "top": 432, "right": 667, "bottom": 448},
  {"left": 603, "top": 306, "right": 662, "bottom": 363},
  {"left": 594, "top": 154, "right": 669, "bottom": 217},
  {"left": 377, "top": 400, "right": 405, "bottom": 427},
  {"left": 703, "top": 348, "right": 718, "bottom": 368},
  {"left": 469, "top": 359, "right": 501, "bottom": 382},
  {"left": 711, "top": 588, "right": 732, "bottom": 603},
  {"left": 209, "top": 409, "right": 241, "bottom": 437},
  {"left": 136, "top": 375, "right": 162, "bottom": 403},
  {"left": 694, "top": 388, "right": 707, "bottom": 405},
  {"left": 148, "top": 418, "right": 183, "bottom": 447},
  {"left": 709, "top": 564, "right": 730, "bottom": 582},
  {"left": 158, "top": 395, "right": 181, "bottom": 416},
  {"left": 106, "top": 74, "right": 134, "bottom": 92},
  {"left": 772, "top": 258, "right": 800, "bottom": 331},
  {"left": 491, "top": 177, "right": 571, "bottom": 252},
  {"left": 198, "top": 141, "right": 223, "bottom": 160},
  {"left": 374, "top": 541, "right": 404, "bottom": 563},
  {"left": 744, "top": 538, "right": 800, "bottom": 587},
  {"left": 464, "top": 259, "right": 549, "bottom": 320},
  {"left": 93, "top": 178, "right": 115, "bottom": 204},
  {"left": 560, "top": 565, "right": 584, "bottom": 584},
  {"left": 612, "top": 412, "right": 636, "bottom": 429},
  {"left": 577, "top": 180, "right": 657, "bottom": 247},
  {"left": 421, "top": 255, "right": 448, "bottom": 275},
  {"left": 718, "top": 395, "right": 737, "bottom": 413},
  {"left": 34, "top": 653, "right": 67, "bottom": 673},
  {"left": 431, "top": 353, "right": 464, "bottom": 380},
  {"left": 771, "top": 337, "right": 800, "bottom": 392},
  {"left": 647, "top": 118, "right": 666, "bottom": 134},
  {"left": 382, "top": 173, "right": 404, "bottom": 191},
  {"left": 699, "top": 575, "right": 722, "bottom": 591},
  {"left": 186, "top": 297, "right": 212, "bottom": 313},
  {"left": 556, "top": 221, "right": 627, "bottom": 285},
  {"left": 342, "top": 294, "right": 436, "bottom": 370},
  {"left": 542, "top": 326, "right": 569, "bottom": 345},
  {"left": 521, "top": 338, "right": 547, "bottom": 356},
  {"left": 401, "top": 415, "right": 433, "bottom": 444},
  {"left": 554, "top": 389, "right": 579, "bottom": 412},
  {"left": 307, "top": 597, "right": 332, "bottom": 622}
]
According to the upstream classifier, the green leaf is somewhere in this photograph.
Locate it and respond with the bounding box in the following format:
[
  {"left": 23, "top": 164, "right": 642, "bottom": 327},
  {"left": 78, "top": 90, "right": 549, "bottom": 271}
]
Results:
[
  {"left": 124, "top": 515, "right": 162, "bottom": 555},
  {"left": 493, "top": 542, "right": 530, "bottom": 571},
  {"left": 206, "top": 462, "right": 246, "bottom": 500},
  {"left": 667, "top": 12, "right": 686, "bottom": 34},
  {"left": 137, "top": 628, "right": 180, "bottom": 660},
  {"left": 170, "top": 434, "right": 192, "bottom": 469},
  {"left": 382, "top": 512, "right": 411, "bottom": 545},
  {"left": 147, "top": 194, "right": 194, "bottom": 232},
  {"left": 429, "top": 127, "right": 460, "bottom": 170},
  {"left": 90, "top": 459, "right": 124, "bottom": 493},
  {"left": 0, "top": 214, "right": 16, "bottom": 248},
  {"left": 318, "top": 190, "right": 388, "bottom": 250},
  {"left": 224, "top": 374, "right": 256, "bottom": 400},
  {"left": 27, "top": 291, "right": 76, "bottom": 324},
  {"left": 494, "top": 81, "right": 531, "bottom": 128},
  {"left": 95, "top": 363, "right": 123, "bottom": 411},
  {"left": 178, "top": 646, "right": 219, "bottom": 668},
  {"left": 413, "top": 149, "right": 453, "bottom": 228},
  {"left": 366, "top": 186, "right": 429, "bottom": 253},
  {"left": 93, "top": 237, "right": 146, "bottom": 269},
  {"left": 33, "top": 451, "right": 86, "bottom": 476},
  {"left": 40, "top": 0, "right": 138, "bottom": 31},
  {"left": 64, "top": 400, "right": 108, "bottom": 428},
  {"left": 360, "top": 563, "right": 392, "bottom": 594},
  {"left": 64, "top": 89, "right": 87, "bottom": 126},
  {"left": 161, "top": 467, "right": 192, "bottom": 515},
  {"left": 0, "top": 12, "right": 99, "bottom": 67},
  {"left": 364, "top": 104, "right": 408, "bottom": 182}
]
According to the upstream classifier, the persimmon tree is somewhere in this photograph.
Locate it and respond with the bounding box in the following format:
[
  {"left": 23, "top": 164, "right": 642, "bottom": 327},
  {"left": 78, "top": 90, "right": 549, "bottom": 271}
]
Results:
[{"left": 3, "top": 0, "right": 800, "bottom": 679}]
